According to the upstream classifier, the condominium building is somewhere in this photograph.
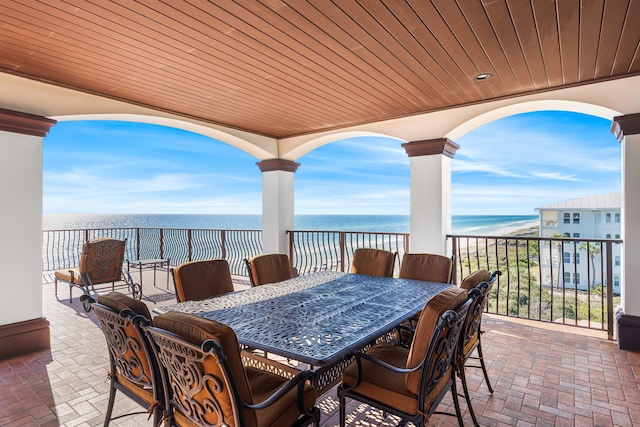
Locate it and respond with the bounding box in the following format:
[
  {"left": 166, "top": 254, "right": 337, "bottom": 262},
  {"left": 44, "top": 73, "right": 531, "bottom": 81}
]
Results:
[{"left": 535, "top": 193, "right": 621, "bottom": 294}]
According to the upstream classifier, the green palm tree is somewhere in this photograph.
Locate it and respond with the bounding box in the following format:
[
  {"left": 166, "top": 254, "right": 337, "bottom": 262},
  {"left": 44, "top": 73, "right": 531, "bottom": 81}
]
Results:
[{"left": 579, "top": 242, "right": 601, "bottom": 288}]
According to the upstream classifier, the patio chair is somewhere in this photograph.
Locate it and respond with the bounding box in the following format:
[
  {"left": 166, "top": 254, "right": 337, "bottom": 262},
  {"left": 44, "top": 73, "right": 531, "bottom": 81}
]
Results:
[
  {"left": 54, "top": 238, "right": 140, "bottom": 311},
  {"left": 144, "top": 311, "right": 320, "bottom": 427},
  {"left": 80, "top": 292, "right": 163, "bottom": 427},
  {"left": 457, "top": 269, "right": 502, "bottom": 407},
  {"left": 399, "top": 253, "right": 454, "bottom": 283},
  {"left": 337, "top": 286, "right": 473, "bottom": 427},
  {"left": 350, "top": 248, "right": 396, "bottom": 277},
  {"left": 244, "top": 253, "right": 294, "bottom": 287},
  {"left": 171, "top": 259, "right": 234, "bottom": 302}
]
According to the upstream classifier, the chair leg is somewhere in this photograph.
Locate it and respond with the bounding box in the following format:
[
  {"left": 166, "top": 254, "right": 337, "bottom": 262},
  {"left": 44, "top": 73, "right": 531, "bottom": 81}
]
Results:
[
  {"left": 54, "top": 279, "right": 58, "bottom": 296},
  {"left": 339, "top": 395, "right": 346, "bottom": 427},
  {"left": 450, "top": 376, "right": 465, "bottom": 427},
  {"left": 69, "top": 284, "right": 73, "bottom": 303},
  {"left": 103, "top": 382, "right": 117, "bottom": 427},
  {"left": 476, "top": 339, "right": 494, "bottom": 393},
  {"left": 458, "top": 364, "right": 480, "bottom": 427}
]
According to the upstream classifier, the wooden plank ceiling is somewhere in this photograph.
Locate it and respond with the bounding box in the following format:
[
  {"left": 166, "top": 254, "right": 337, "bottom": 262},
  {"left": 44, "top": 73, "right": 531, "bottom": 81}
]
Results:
[{"left": 1, "top": 0, "right": 639, "bottom": 139}]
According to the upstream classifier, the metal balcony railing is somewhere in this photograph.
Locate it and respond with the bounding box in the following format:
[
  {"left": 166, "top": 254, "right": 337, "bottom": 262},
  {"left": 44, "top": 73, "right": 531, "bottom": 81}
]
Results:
[
  {"left": 287, "top": 230, "right": 410, "bottom": 275},
  {"left": 42, "top": 227, "right": 262, "bottom": 279},
  {"left": 449, "top": 234, "right": 622, "bottom": 339},
  {"left": 43, "top": 228, "right": 620, "bottom": 338}
]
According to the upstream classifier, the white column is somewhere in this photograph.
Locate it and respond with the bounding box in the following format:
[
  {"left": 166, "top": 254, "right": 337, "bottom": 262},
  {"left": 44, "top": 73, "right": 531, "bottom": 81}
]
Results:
[
  {"left": 402, "top": 139, "right": 459, "bottom": 255},
  {"left": 257, "top": 159, "right": 299, "bottom": 255},
  {"left": 0, "top": 108, "right": 56, "bottom": 359},
  {"left": 612, "top": 113, "right": 640, "bottom": 350}
]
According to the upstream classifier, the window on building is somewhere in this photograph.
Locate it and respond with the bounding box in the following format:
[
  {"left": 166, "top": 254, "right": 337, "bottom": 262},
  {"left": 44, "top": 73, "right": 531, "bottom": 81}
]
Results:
[
  {"left": 615, "top": 256, "right": 620, "bottom": 266},
  {"left": 564, "top": 213, "right": 570, "bottom": 224},
  {"left": 573, "top": 213, "right": 580, "bottom": 224},
  {"left": 564, "top": 272, "right": 571, "bottom": 283},
  {"left": 563, "top": 232, "right": 570, "bottom": 237},
  {"left": 615, "top": 234, "right": 620, "bottom": 239},
  {"left": 606, "top": 213, "right": 611, "bottom": 223},
  {"left": 606, "top": 234, "right": 611, "bottom": 238},
  {"left": 573, "top": 233, "right": 580, "bottom": 238},
  {"left": 575, "top": 253, "right": 580, "bottom": 264},
  {"left": 564, "top": 252, "right": 571, "bottom": 263},
  {"left": 615, "top": 276, "right": 620, "bottom": 287},
  {"left": 575, "top": 273, "right": 580, "bottom": 285},
  {"left": 615, "top": 213, "right": 620, "bottom": 223}
]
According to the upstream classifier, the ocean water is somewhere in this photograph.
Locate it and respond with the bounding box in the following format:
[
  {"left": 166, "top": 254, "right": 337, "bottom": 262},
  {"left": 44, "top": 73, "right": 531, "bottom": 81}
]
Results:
[{"left": 43, "top": 214, "right": 538, "bottom": 236}]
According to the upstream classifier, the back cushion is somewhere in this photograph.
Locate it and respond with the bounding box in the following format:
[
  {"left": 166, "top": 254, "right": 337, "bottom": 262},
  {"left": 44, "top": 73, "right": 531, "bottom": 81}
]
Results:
[
  {"left": 399, "top": 253, "right": 452, "bottom": 283},
  {"left": 173, "top": 259, "right": 234, "bottom": 301},
  {"left": 351, "top": 248, "right": 394, "bottom": 277},
  {"left": 405, "top": 286, "right": 468, "bottom": 395},
  {"left": 251, "top": 254, "right": 293, "bottom": 286},
  {"left": 460, "top": 269, "right": 492, "bottom": 290}
]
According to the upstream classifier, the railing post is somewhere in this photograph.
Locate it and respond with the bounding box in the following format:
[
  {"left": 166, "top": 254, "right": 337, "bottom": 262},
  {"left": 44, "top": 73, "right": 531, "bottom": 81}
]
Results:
[
  {"left": 451, "top": 236, "right": 458, "bottom": 284},
  {"left": 136, "top": 228, "right": 141, "bottom": 260},
  {"left": 160, "top": 228, "right": 164, "bottom": 259},
  {"left": 339, "top": 232, "right": 346, "bottom": 272},
  {"left": 288, "top": 231, "right": 294, "bottom": 264},
  {"left": 187, "top": 229, "right": 193, "bottom": 261},
  {"left": 606, "top": 240, "right": 614, "bottom": 340},
  {"left": 221, "top": 230, "right": 227, "bottom": 260}
]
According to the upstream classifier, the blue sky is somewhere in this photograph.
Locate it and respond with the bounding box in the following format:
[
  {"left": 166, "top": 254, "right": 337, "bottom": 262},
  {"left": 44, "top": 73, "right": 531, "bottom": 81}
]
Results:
[{"left": 43, "top": 111, "right": 621, "bottom": 216}]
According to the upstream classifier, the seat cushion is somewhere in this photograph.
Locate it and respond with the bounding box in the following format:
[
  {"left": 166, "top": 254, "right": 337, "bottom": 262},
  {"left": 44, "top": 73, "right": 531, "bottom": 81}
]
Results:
[
  {"left": 54, "top": 268, "right": 84, "bottom": 285},
  {"left": 460, "top": 269, "right": 492, "bottom": 290},
  {"left": 342, "top": 343, "right": 420, "bottom": 414},
  {"left": 246, "top": 366, "right": 316, "bottom": 427},
  {"left": 115, "top": 371, "right": 154, "bottom": 404}
]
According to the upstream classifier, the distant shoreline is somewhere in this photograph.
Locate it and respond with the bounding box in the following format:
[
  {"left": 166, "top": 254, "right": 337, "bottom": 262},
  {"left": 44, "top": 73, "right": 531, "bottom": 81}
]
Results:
[{"left": 507, "top": 224, "right": 540, "bottom": 237}]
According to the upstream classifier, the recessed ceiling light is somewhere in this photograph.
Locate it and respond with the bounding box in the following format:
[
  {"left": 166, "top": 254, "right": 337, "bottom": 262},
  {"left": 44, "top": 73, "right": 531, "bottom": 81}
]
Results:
[{"left": 474, "top": 73, "right": 493, "bottom": 81}]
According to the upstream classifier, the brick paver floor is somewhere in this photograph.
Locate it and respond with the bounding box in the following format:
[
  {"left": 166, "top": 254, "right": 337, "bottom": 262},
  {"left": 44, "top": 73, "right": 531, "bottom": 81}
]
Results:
[{"left": 1, "top": 271, "right": 639, "bottom": 426}]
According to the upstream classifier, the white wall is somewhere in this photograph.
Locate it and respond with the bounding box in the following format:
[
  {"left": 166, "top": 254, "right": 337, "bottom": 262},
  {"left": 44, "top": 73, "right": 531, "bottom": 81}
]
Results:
[{"left": 0, "top": 131, "right": 43, "bottom": 324}]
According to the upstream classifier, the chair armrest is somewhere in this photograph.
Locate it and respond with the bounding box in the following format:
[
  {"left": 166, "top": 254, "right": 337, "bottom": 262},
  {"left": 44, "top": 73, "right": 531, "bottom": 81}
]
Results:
[
  {"left": 352, "top": 349, "right": 424, "bottom": 374},
  {"left": 243, "top": 369, "right": 316, "bottom": 415}
]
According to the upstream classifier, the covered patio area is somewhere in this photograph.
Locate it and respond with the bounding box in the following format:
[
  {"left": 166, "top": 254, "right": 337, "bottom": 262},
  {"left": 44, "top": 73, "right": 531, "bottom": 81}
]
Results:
[{"left": 1, "top": 276, "right": 638, "bottom": 426}]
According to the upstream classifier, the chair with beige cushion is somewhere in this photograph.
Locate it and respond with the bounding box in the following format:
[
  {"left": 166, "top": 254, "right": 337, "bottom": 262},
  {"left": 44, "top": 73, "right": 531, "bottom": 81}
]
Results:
[
  {"left": 172, "top": 259, "right": 234, "bottom": 302},
  {"left": 456, "top": 269, "right": 501, "bottom": 422},
  {"left": 54, "top": 238, "right": 140, "bottom": 311},
  {"left": 81, "top": 292, "right": 163, "bottom": 427},
  {"left": 399, "top": 253, "right": 454, "bottom": 283},
  {"left": 337, "top": 286, "right": 474, "bottom": 427},
  {"left": 350, "top": 248, "right": 396, "bottom": 277},
  {"left": 144, "top": 311, "right": 320, "bottom": 427},
  {"left": 244, "top": 253, "right": 294, "bottom": 287}
]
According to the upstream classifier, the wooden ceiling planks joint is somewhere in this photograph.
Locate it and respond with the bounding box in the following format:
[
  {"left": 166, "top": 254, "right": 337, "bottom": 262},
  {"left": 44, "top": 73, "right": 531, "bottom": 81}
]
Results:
[{"left": 0, "top": 0, "right": 639, "bottom": 139}]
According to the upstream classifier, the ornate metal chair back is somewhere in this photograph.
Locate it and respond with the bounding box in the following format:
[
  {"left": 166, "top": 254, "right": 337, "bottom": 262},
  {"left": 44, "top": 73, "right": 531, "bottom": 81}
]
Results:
[
  {"left": 79, "top": 238, "right": 127, "bottom": 285},
  {"left": 145, "top": 313, "right": 256, "bottom": 427},
  {"left": 85, "top": 292, "right": 163, "bottom": 426}
]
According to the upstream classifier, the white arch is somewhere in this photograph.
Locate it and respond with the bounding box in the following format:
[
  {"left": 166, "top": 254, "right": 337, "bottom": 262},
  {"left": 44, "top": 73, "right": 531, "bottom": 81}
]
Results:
[
  {"left": 283, "top": 130, "right": 406, "bottom": 161},
  {"left": 445, "top": 100, "right": 622, "bottom": 141},
  {"left": 52, "top": 113, "right": 276, "bottom": 159}
]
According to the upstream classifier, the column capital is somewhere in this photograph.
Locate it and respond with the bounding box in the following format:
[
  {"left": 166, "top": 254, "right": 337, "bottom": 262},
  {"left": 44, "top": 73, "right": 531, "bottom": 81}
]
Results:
[
  {"left": 401, "top": 138, "right": 460, "bottom": 158},
  {"left": 611, "top": 112, "right": 640, "bottom": 142},
  {"left": 0, "top": 108, "right": 57, "bottom": 137},
  {"left": 256, "top": 158, "right": 300, "bottom": 173}
]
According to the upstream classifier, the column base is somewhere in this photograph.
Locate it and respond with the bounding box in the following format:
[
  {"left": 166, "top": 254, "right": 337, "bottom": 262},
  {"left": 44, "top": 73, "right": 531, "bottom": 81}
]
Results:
[
  {"left": 616, "top": 312, "right": 640, "bottom": 351},
  {"left": 0, "top": 318, "right": 50, "bottom": 360}
]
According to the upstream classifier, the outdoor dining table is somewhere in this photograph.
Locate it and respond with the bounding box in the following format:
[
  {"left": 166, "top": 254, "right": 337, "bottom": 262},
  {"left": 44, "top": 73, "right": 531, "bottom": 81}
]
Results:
[{"left": 153, "top": 270, "right": 453, "bottom": 393}]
